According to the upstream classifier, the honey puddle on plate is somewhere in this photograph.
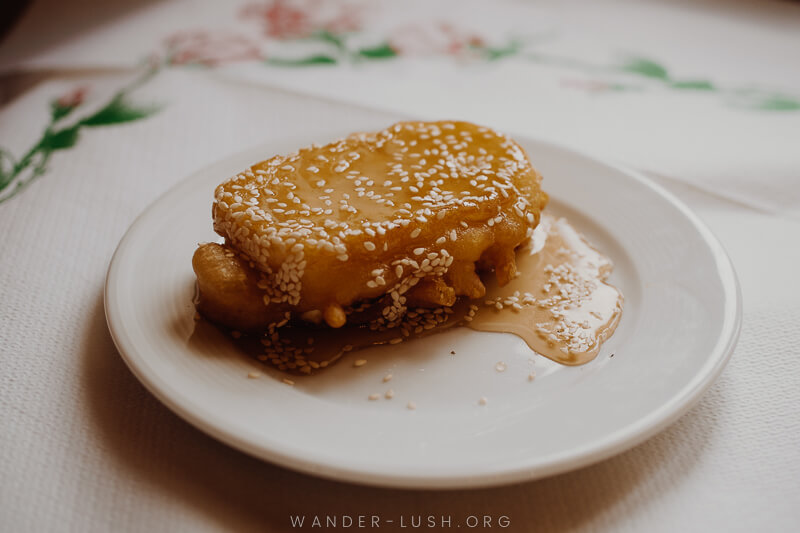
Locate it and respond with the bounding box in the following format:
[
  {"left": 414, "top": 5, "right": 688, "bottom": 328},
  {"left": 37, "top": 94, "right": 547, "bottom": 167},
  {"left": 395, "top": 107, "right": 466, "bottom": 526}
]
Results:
[
  {"left": 229, "top": 214, "right": 623, "bottom": 373},
  {"left": 466, "top": 214, "right": 623, "bottom": 365}
]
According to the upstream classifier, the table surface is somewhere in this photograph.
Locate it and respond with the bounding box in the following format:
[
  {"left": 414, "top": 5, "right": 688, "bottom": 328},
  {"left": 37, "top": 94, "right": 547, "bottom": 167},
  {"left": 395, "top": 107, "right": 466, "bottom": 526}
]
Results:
[{"left": 1, "top": 1, "right": 799, "bottom": 532}]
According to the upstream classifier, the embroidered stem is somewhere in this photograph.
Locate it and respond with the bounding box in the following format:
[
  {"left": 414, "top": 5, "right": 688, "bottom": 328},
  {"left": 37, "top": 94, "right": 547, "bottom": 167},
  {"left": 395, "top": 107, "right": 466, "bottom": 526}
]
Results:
[{"left": 0, "top": 65, "right": 161, "bottom": 205}]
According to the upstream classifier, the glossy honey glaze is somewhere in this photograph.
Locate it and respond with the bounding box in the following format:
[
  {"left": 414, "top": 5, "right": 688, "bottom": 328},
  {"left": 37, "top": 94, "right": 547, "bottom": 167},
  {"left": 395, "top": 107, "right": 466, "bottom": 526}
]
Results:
[{"left": 224, "top": 214, "right": 623, "bottom": 373}]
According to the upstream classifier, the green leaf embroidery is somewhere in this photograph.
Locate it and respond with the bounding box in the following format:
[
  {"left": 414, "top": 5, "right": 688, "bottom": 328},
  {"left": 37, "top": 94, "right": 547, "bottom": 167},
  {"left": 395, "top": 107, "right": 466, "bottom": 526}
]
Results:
[
  {"left": 313, "top": 30, "right": 346, "bottom": 50},
  {"left": 670, "top": 80, "right": 715, "bottom": 91},
  {"left": 1, "top": 64, "right": 161, "bottom": 205},
  {"left": 266, "top": 55, "right": 338, "bottom": 66},
  {"left": 481, "top": 40, "right": 521, "bottom": 61},
  {"left": 357, "top": 43, "right": 397, "bottom": 59},
  {"left": 50, "top": 101, "right": 76, "bottom": 121},
  {"left": 0, "top": 151, "right": 51, "bottom": 203},
  {"left": 726, "top": 89, "right": 800, "bottom": 111},
  {"left": 80, "top": 97, "right": 159, "bottom": 127},
  {"left": 0, "top": 149, "right": 15, "bottom": 190},
  {"left": 40, "top": 126, "right": 80, "bottom": 151},
  {"left": 755, "top": 95, "right": 800, "bottom": 111},
  {"left": 621, "top": 58, "right": 669, "bottom": 80}
]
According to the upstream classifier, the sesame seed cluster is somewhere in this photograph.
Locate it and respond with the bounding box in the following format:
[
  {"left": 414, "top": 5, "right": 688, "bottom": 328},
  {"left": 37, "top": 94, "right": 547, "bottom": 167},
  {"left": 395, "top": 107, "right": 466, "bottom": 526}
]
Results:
[
  {"left": 533, "top": 263, "right": 606, "bottom": 354},
  {"left": 258, "top": 303, "right": 459, "bottom": 375},
  {"left": 211, "top": 120, "right": 546, "bottom": 327},
  {"left": 213, "top": 212, "right": 623, "bottom": 378}
]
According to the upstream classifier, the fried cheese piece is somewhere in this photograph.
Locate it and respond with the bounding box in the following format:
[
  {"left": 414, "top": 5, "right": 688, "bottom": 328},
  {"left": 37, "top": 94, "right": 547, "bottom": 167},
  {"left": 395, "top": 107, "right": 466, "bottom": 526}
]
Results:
[{"left": 196, "top": 120, "right": 548, "bottom": 330}]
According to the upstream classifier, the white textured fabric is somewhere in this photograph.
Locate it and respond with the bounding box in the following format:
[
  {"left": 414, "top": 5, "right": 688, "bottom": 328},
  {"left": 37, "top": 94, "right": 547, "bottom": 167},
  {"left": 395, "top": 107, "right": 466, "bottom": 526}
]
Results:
[
  {"left": 1, "top": 66, "right": 799, "bottom": 532},
  {"left": 1, "top": 0, "right": 799, "bottom": 216}
]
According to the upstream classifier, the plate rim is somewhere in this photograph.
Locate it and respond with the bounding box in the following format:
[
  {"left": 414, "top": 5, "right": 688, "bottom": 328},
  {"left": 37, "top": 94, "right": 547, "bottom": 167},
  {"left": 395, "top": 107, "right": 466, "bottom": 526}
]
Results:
[{"left": 105, "top": 134, "right": 742, "bottom": 489}]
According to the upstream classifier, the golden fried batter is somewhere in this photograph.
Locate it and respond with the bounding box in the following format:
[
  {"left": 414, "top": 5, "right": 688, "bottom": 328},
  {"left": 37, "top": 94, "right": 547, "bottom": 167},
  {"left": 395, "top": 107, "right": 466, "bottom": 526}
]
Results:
[{"left": 196, "top": 120, "right": 547, "bottom": 330}]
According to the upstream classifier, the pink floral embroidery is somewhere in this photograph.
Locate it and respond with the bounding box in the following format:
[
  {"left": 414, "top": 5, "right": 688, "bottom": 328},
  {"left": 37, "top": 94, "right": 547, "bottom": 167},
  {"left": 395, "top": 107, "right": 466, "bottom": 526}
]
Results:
[
  {"left": 439, "top": 23, "right": 485, "bottom": 55},
  {"left": 388, "top": 22, "right": 484, "bottom": 56},
  {"left": 241, "top": 0, "right": 362, "bottom": 39},
  {"left": 165, "top": 31, "right": 262, "bottom": 66},
  {"left": 242, "top": 0, "right": 310, "bottom": 39},
  {"left": 55, "top": 87, "right": 88, "bottom": 110}
]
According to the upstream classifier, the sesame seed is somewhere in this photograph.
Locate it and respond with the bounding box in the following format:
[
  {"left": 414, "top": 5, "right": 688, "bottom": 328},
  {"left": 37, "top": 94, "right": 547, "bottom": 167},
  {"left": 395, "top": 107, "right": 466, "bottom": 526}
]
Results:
[
  {"left": 364, "top": 241, "right": 376, "bottom": 251},
  {"left": 282, "top": 378, "right": 295, "bottom": 386},
  {"left": 383, "top": 374, "right": 393, "bottom": 382},
  {"left": 247, "top": 371, "right": 261, "bottom": 379},
  {"left": 385, "top": 389, "right": 395, "bottom": 399},
  {"left": 478, "top": 397, "right": 488, "bottom": 405},
  {"left": 354, "top": 359, "right": 367, "bottom": 367},
  {"left": 211, "top": 120, "right": 542, "bottom": 326},
  {"left": 495, "top": 362, "right": 507, "bottom": 372},
  {"left": 407, "top": 401, "right": 416, "bottom": 410},
  {"left": 368, "top": 393, "right": 380, "bottom": 401}
]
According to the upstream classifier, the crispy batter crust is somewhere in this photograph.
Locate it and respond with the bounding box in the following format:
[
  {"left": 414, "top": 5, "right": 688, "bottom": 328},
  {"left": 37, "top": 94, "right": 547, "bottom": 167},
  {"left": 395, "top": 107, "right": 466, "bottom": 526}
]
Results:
[{"left": 199, "top": 120, "right": 547, "bottom": 329}]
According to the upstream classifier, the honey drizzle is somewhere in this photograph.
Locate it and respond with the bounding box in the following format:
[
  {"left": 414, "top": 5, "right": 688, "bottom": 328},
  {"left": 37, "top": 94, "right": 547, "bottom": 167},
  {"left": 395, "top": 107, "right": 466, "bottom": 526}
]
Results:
[
  {"left": 467, "top": 214, "right": 623, "bottom": 365},
  {"left": 233, "top": 215, "right": 622, "bottom": 373}
]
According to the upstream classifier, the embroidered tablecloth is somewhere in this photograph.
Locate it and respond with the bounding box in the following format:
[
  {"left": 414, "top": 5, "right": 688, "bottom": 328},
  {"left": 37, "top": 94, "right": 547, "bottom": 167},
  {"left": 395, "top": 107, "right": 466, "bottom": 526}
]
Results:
[{"left": 1, "top": 1, "right": 799, "bottom": 532}]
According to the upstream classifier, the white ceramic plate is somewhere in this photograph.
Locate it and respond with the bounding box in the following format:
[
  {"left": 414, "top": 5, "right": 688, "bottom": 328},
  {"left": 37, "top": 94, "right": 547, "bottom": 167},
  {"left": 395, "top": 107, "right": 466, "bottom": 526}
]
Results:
[{"left": 105, "top": 131, "right": 740, "bottom": 489}]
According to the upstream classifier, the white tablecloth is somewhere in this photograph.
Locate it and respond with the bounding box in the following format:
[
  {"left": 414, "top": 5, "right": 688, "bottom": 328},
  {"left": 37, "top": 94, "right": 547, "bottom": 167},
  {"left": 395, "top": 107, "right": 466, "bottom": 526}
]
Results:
[
  {"left": 3, "top": 0, "right": 799, "bottom": 216},
  {"left": 1, "top": 1, "right": 800, "bottom": 531}
]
